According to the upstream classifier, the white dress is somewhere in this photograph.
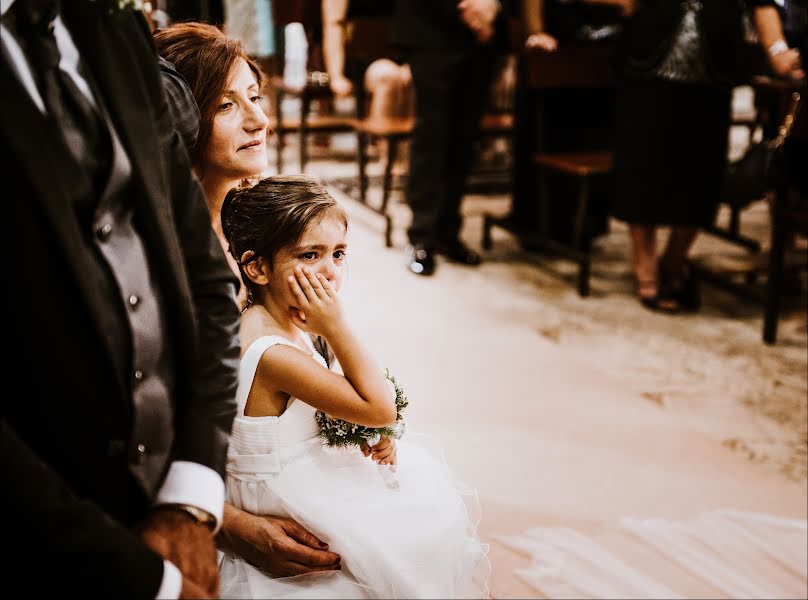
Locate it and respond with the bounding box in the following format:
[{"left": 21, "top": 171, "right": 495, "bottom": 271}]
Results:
[{"left": 218, "top": 335, "right": 490, "bottom": 599}]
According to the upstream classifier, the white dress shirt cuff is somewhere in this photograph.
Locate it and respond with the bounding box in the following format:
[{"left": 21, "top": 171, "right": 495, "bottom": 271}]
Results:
[
  {"left": 154, "top": 461, "right": 225, "bottom": 533},
  {"left": 156, "top": 560, "right": 182, "bottom": 600}
]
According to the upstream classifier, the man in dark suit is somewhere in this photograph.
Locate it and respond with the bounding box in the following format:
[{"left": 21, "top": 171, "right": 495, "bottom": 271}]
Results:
[
  {"left": 393, "top": 0, "right": 508, "bottom": 275},
  {"left": 1, "top": 1, "right": 240, "bottom": 597}
]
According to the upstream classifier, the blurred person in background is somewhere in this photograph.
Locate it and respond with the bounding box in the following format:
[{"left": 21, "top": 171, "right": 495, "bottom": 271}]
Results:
[
  {"left": 322, "top": 0, "right": 413, "bottom": 121},
  {"left": 394, "top": 0, "right": 511, "bottom": 276},
  {"left": 606, "top": 0, "right": 804, "bottom": 313}
]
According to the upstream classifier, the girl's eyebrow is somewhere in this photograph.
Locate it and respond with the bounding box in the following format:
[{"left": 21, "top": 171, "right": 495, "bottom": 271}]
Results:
[{"left": 294, "top": 243, "right": 347, "bottom": 252}]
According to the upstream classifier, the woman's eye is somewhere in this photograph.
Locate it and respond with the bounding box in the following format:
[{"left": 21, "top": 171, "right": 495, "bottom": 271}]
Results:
[
  {"left": 251, "top": 95, "right": 263, "bottom": 104},
  {"left": 218, "top": 102, "right": 233, "bottom": 112}
]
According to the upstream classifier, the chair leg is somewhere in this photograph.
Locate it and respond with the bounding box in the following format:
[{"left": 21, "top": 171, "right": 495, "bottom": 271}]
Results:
[
  {"left": 274, "top": 88, "right": 284, "bottom": 174},
  {"left": 538, "top": 166, "right": 551, "bottom": 237},
  {"left": 299, "top": 94, "right": 310, "bottom": 172},
  {"left": 357, "top": 131, "right": 368, "bottom": 204},
  {"left": 482, "top": 214, "right": 493, "bottom": 250},
  {"left": 380, "top": 136, "right": 397, "bottom": 215},
  {"left": 763, "top": 184, "right": 787, "bottom": 344},
  {"left": 573, "top": 176, "right": 591, "bottom": 297}
]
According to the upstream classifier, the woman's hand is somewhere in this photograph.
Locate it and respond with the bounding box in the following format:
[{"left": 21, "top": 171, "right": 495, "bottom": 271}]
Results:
[
  {"left": 525, "top": 32, "right": 558, "bottom": 52},
  {"left": 329, "top": 74, "right": 353, "bottom": 97},
  {"left": 770, "top": 48, "right": 806, "bottom": 81},
  {"left": 288, "top": 266, "right": 345, "bottom": 338},
  {"left": 361, "top": 436, "right": 397, "bottom": 465}
]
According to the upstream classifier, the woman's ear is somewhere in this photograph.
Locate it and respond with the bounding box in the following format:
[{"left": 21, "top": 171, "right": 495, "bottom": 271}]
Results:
[{"left": 241, "top": 251, "right": 269, "bottom": 285}]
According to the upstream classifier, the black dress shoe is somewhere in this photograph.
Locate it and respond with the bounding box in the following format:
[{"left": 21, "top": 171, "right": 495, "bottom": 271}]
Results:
[
  {"left": 436, "top": 240, "right": 481, "bottom": 266},
  {"left": 405, "top": 244, "right": 435, "bottom": 276}
]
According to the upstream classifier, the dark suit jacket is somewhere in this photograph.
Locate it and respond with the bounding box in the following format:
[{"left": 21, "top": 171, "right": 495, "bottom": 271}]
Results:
[
  {"left": 1, "top": 2, "right": 239, "bottom": 596},
  {"left": 392, "top": 0, "right": 511, "bottom": 51}
]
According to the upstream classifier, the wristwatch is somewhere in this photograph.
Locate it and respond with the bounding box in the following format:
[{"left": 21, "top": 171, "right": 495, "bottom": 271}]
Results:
[{"left": 159, "top": 503, "right": 217, "bottom": 531}]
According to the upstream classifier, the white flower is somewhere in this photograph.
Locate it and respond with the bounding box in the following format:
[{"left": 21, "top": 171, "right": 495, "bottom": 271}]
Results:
[{"left": 385, "top": 378, "right": 397, "bottom": 401}]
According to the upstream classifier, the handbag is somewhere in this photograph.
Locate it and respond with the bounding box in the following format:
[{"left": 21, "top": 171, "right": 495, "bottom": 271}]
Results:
[{"left": 723, "top": 90, "right": 802, "bottom": 209}]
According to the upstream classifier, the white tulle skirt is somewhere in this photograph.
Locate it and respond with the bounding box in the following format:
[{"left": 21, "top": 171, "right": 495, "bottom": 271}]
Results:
[{"left": 219, "top": 434, "right": 490, "bottom": 599}]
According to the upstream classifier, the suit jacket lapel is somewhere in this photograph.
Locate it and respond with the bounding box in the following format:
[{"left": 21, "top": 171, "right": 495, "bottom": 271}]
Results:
[{"left": 0, "top": 57, "right": 127, "bottom": 390}]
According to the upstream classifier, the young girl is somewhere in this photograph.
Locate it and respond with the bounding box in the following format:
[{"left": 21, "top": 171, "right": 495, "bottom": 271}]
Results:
[{"left": 218, "top": 175, "right": 489, "bottom": 598}]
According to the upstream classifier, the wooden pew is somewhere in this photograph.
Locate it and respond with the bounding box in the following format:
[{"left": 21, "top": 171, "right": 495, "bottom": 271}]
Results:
[{"left": 483, "top": 43, "right": 616, "bottom": 297}]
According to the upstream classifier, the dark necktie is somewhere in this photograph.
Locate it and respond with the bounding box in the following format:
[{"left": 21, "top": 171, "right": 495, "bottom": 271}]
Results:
[{"left": 9, "top": 0, "right": 112, "bottom": 204}]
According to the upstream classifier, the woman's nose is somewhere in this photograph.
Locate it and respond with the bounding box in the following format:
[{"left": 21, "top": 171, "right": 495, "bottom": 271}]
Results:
[{"left": 246, "top": 100, "right": 269, "bottom": 131}]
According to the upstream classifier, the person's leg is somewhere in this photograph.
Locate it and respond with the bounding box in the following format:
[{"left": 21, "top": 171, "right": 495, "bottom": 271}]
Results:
[
  {"left": 660, "top": 227, "right": 698, "bottom": 276},
  {"left": 405, "top": 50, "right": 455, "bottom": 272},
  {"left": 630, "top": 224, "right": 681, "bottom": 311},
  {"left": 630, "top": 224, "right": 658, "bottom": 298},
  {"left": 365, "top": 59, "right": 407, "bottom": 121},
  {"left": 659, "top": 226, "right": 701, "bottom": 310},
  {"left": 437, "top": 48, "right": 497, "bottom": 250}
]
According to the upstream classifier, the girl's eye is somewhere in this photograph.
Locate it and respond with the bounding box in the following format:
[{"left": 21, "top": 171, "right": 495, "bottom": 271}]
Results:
[
  {"left": 251, "top": 95, "right": 263, "bottom": 104},
  {"left": 333, "top": 250, "right": 347, "bottom": 260},
  {"left": 301, "top": 252, "right": 317, "bottom": 261}
]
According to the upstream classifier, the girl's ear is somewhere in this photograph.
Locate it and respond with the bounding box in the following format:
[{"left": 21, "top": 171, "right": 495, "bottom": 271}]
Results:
[{"left": 241, "top": 251, "right": 269, "bottom": 285}]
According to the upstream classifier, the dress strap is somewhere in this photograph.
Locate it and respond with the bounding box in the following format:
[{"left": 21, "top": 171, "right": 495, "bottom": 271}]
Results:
[{"left": 235, "top": 335, "right": 299, "bottom": 416}]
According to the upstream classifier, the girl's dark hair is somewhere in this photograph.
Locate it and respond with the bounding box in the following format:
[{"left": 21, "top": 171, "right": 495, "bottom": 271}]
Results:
[
  {"left": 221, "top": 175, "right": 348, "bottom": 301},
  {"left": 153, "top": 22, "right": 262, "bottom": 168}
]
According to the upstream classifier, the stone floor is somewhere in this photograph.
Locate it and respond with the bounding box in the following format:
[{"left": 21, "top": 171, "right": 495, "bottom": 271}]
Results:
[{"left": 270, "top": 130, "right": 807, "bottom": 598}]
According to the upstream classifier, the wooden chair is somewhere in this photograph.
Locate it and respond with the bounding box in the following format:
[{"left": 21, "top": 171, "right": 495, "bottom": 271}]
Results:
[
  {"left": 693, "top": 77, "right": 806, "bottom": 344},
  {"left": 269, "top": 0, "right": 354, "bottom": 173},
  {"left": 482, "top": 44, "right": 616, "bottom": 297}
]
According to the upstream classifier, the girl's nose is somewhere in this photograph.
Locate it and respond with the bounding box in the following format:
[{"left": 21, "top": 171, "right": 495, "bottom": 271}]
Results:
[{"left": 320, "top": 261, "right": 338, "bottom": 281}]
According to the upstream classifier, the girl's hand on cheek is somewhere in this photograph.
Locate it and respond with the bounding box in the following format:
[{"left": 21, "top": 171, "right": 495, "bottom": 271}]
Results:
[{"left": 288, "top": 266, "right": 345, "bottom": 337}]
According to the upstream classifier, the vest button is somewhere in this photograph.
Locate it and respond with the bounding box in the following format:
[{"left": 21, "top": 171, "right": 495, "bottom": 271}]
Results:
[
  {"left": 97, "top": 222, "right": 113, "bottom": 240},
  {"left": 133, "top": 443, "right": 147, "bottom": 465}
]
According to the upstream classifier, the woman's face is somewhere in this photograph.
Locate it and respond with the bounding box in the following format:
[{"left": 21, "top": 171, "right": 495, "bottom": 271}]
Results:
[
  {"left": 202, "top": 58, "right": 269, "bottom": 182},
  {"left": 267, "top": 214, "right": 348, "bottom": 316}
]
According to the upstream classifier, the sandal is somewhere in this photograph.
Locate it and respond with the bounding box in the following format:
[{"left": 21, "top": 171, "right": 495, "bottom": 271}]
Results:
[
  {"left": 635, "top": 277, "right": 681, "bottom": 314},
  {"left": 661, "top": 266, "right": 701, "bottom": 312}
]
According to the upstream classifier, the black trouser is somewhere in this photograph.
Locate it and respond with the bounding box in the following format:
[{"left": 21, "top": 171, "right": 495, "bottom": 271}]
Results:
[{"left": 405, "top": 47, "right": 497, "bottom": 247}]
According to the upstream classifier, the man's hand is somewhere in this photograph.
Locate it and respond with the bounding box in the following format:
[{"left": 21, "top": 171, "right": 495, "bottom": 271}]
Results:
[
  {"left": 219, "top": 506, "right": 341, "bottom": 577},
  {"left": 139, "top": 509, "right": 219, "bottom": 598},
  {"left": 525, "top": 32, "right": 559, "bottom": 52},
  {"left": 181, "top": 576, "right": 216, "bottom": 600},
  {"left": 458, "top": 0, "right": 500, "bottom": 44}
]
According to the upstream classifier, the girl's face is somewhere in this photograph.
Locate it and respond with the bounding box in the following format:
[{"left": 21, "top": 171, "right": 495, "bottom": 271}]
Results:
[
  {"left": 201, "top": 58, "right": 269, "bottom": 182},
  {"left": 267, "top": 214, "right": 348, "bottom": 316}
]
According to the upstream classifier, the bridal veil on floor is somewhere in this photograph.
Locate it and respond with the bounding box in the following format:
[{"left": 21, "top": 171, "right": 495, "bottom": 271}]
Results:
[{"left": 497, "top": 509, "right": 807, "bottom": 599}]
